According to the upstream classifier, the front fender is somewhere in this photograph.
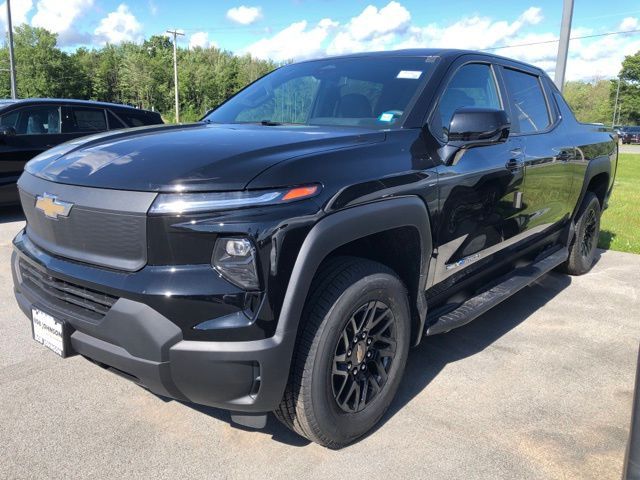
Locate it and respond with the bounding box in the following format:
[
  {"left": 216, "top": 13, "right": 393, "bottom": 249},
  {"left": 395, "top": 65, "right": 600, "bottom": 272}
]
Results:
[{"left": 276, "top": 195, "right": 432, "bottom": 344}]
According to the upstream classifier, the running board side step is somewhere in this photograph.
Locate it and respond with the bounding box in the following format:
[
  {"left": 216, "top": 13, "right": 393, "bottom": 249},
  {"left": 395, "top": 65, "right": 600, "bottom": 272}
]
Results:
[{"left": 425, "top": 247, "right": 569, "bottom": 336}]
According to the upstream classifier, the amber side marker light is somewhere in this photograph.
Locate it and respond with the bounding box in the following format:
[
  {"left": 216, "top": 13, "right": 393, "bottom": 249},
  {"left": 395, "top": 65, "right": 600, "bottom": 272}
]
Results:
[{"left": 283, "top": 185, "right": 319, "bottom": 201}]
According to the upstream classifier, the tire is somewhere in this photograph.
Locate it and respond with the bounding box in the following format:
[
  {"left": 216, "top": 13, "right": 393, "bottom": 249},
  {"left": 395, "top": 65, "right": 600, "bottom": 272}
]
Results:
[
  {"left": 274, "top": 256, "right": 411, "bottom": 448},
  {"left": 559, "top": 191, "right": 601, "bottom": 275}
]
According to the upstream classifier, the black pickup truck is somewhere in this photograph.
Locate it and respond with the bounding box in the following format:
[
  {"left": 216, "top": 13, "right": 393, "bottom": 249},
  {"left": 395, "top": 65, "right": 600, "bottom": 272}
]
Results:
[{"left": 11, "top": 49, "right": 617, "bottom": 448}]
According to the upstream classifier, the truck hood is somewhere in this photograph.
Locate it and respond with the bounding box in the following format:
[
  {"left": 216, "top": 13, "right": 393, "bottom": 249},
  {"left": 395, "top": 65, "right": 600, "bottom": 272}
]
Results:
[{"left": 26, "top": 123, "right": 385, "bottom": 192}]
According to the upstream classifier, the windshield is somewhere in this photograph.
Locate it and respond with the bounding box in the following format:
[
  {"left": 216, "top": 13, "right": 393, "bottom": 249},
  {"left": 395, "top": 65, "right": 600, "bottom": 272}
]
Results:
[{"left": 204, "top": 56, "right": 438, "bottom": 129}]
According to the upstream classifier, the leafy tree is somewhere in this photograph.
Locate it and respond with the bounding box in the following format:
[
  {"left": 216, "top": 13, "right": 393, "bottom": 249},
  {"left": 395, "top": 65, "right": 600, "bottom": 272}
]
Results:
[
  {"left": 0, "top": 26, "right": 276, "bottom": 123},
  {"left": 12, "top": 25, "right": 76, "bottom": 98},
  {"left": 615, "top": 50, "right": 640, "bottom": 124},
  {"left": 563, "top": 79, "right": 613, "bottom": 124}
]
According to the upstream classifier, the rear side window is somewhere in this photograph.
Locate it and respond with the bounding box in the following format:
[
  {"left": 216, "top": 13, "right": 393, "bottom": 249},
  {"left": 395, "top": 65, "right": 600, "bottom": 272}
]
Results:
[
  {"left": 432, "top": 63, "right": 501, "bottom": 141},
  {"left": 503, "top": 68, "right": 550, "bottom": 133},
  {"left": 106, "top": 110, "right": 126, "bottom": 129},
  {"left": 64, "top": 107, "right": 107, "bottom": 133},
  {"left": 119, "top": 111, "right": 163, "bottom": 127}
]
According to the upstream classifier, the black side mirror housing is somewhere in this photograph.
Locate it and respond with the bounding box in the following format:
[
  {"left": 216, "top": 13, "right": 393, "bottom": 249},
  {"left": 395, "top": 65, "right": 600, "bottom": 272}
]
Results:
[{"left": 447, "top": 107, "right": 510, "bottom": 148}]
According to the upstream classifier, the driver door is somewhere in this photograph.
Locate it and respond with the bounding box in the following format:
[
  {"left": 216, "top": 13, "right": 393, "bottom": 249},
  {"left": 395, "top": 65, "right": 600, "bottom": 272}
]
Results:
[{"left": 430, "top": 61, "right": 527, "bottom": 285}]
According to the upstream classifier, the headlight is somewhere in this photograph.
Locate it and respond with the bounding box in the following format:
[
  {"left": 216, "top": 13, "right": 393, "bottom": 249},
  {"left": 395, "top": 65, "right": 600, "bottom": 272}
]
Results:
[
  {"left": 149, "top": 185, "right": 320, "bottom": 215},
  {"left": 212, "top": 237, "right": 260, "bottom": 290}
]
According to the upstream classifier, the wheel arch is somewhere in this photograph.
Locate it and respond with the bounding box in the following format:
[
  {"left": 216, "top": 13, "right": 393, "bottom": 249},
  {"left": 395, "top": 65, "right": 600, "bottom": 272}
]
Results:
[
  {"left": 573, "top": 155, "right": 612, "bottom": 219},
  {"left": 275, "top": 196, "right": 433, "bottom": 348}
]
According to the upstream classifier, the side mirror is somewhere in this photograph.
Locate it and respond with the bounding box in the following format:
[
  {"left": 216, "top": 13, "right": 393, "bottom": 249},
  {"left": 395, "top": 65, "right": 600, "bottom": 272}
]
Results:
[
  {"left": 0, "top": 125, "right": 16, "bottom": 141},
  {"left": 447, "top": 107, "right": 510, "bottom": 148}
]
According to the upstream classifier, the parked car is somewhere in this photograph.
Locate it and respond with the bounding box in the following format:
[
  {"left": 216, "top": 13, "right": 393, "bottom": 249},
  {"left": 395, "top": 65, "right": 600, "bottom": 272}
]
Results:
[
  {"left": 0, "top": 98, "right": 163, "bottom": 206},
  {"left": 621, "top": 126, "right": 640, "bottom": 144},
  {"left": 11, "top": 49, "right": 617, "bottom": 448}
]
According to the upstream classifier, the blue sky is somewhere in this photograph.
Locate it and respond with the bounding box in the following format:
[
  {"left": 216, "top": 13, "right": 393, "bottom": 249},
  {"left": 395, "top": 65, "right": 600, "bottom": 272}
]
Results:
[{"left": 2, "top": 0, "right": 639, "bottom": 80}]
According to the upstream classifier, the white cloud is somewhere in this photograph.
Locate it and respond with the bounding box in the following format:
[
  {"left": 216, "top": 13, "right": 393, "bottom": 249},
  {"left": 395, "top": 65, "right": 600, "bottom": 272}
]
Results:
[
  {"left": 398, "top": 7, "right": 544, "bottom": 51},
  {"left": 244, "top": 18, "right": 338, "bottom": 61},
  {"left": 0, "top": 0, "right": 33, "bottom": 29},
  {"left": 226, "top": 5, "right": 261, "bottom": 25},
  {"left": 94, "top": 3, "right": 142, "bottom": 44},
  {"left": 189, "top": 31, "right": 217, "bottom": 49},
  {"left": 619, "top": 16, "right": 638, "bottom": 32},
  {"left": 31, "top": 0, "right": 93, "bottom": 45},
  {"left": 328, "top": 1, "right": 411, "bottom": 55},
  {"left": 244, "top": 2, "right": 639, "bottom": 81},
  {"left": 148, "top": 0, "right": 158, "bottom": 16}
]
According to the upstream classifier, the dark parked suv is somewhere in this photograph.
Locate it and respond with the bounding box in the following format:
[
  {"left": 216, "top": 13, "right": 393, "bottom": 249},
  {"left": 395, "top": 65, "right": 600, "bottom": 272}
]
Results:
[
  {"left": 621, "top": 126, "right": 640, "bottom": 144},
  {"left": 11, "top": 50, "right": 617, "bottom": 448},
  {"left": 0, "top": 98, "right": 163, "bottom": 205}
]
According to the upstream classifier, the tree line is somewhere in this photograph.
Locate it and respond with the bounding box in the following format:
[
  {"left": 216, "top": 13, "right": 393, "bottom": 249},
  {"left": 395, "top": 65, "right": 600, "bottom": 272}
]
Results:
[
  {"left": 0, "top": 25, "right": 639, "bottom": 125},
  {"left": 0, "top": 25, "right": 277, "bottom": 123}
]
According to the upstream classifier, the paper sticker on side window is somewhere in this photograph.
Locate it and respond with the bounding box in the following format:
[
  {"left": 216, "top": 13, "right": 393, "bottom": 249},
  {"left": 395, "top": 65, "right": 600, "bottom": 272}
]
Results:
[{"left": 397, "top": 70, "right": 422, "bottom": 79}]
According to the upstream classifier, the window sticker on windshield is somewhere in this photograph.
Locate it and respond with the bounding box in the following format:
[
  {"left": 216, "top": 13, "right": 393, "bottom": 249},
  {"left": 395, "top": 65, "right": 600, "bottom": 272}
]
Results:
[
  {"left": 378, "top": 110, "right": 402, "bottom": 122},
  {"left": 397, "top": 70, "right": 422, "bottom": 79}
]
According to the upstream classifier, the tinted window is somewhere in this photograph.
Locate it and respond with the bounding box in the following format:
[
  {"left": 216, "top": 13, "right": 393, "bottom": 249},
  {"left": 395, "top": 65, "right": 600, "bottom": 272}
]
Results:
[
  {"left": 206, "top": 57, "right": 438, "bottom": 129},
  {"left": 553, "top": 91, "right": 577, "bottom": 122},
  {"left": 432, "top": 63, "right": 501, "bottom": 140},
  {"left": 64, "top": 107, "right": 107, "bottom": 133},
  {"left": 13, "top": 106, "right": 61, "bottom": 135},
  {"left": 503, "top": 68, "right": 550, "bottom": 133},
  {"left": 0, "top": 110, "right": 19, "bottom": 128},
  {"left": 119, "top": 111, "right": 163, "bottom": 127},
  {"left": 106, "top": 110, "right": 126, "bottom": 129}
]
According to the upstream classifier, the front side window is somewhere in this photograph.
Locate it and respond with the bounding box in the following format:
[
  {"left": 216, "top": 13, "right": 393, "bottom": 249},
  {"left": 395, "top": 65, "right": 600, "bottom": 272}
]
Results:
[
  {"left": 205, "top": 56, "right": 438, "bottom": 129},
  {"left": 7, "top": 106, "right": 61, "bottom": 135},
  {"left": 432, "top": 63, "right": 501, "bottom": 140},
  {"left": 503, "top": 68, "right": 550, "bottom": 133},
  {"left": 0, "top": 110, "right": 19, "bottom": 128},
  {"left": 64, "top": 107, "right": 107, "bottom": 133}
]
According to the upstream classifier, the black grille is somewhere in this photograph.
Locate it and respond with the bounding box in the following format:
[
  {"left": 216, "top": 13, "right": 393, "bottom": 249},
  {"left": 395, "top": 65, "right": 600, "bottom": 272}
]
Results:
[
  {"left": 19, "top": 259, "right": 118, "bottom": 319},
  {"left": 17, "top": 173, "right": 157, "bottom": 272}
]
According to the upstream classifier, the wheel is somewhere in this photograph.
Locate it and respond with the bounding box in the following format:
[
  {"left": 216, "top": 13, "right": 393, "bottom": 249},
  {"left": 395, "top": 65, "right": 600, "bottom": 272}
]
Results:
[
  {"left": 274, "top": 257, "right": 411, "bottom": 448},
  {"left": 559, "top": 191, "right": 601, "bottom": 275}
]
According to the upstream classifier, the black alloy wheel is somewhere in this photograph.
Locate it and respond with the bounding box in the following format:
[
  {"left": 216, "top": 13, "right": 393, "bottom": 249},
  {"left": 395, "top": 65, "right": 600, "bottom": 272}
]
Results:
[{"left": 331, "top": 300, "right": 397, "bottom": 413}]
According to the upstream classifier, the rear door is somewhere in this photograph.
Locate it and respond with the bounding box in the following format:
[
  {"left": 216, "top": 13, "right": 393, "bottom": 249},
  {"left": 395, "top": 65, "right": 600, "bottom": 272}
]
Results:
[
  {"left": 0, "top": 104, "right": 65, "bottom": 204},
  {"left": 62, "top": 105, "right": 109, "bottom": 138},
  {"left": 499, "top": 66, "right": 573, "bottom": 236}
]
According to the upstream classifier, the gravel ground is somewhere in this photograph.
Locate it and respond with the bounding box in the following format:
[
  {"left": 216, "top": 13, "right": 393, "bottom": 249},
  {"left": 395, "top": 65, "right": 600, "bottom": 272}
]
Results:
[{"left": 0, "top": 208, "right": 638, "bottom": 480}]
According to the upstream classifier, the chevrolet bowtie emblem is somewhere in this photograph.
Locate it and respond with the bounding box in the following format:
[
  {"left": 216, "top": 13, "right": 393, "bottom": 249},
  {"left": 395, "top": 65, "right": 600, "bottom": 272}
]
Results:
[{"left": 35, "top": 193, "right": 73, "bottom": 219}]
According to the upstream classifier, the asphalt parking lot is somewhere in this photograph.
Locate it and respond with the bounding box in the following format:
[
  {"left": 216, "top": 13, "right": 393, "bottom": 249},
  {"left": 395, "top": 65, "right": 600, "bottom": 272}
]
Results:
[{"left": 0, "top": 208, "right": 638, "bottom": 480}]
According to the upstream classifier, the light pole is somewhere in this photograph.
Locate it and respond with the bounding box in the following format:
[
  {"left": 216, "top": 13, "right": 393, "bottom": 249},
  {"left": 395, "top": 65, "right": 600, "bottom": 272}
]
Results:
[
  {"left": 554, "top": 0, "right": 574, "bottom": 91},
  {"left": 6, "top": 0, "right": 17, "bottom": 98},
  {"left": 612, "top": 77, "right": 621, "bottom": 128},
  {"left": 166, "top": 29, "right": 184, "bottom": 123}
]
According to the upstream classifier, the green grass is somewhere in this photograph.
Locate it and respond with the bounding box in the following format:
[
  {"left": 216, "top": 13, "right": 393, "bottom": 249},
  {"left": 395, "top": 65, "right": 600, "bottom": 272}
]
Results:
[{"left": 598, "top": 153, "right": 640, "bottom": 254}]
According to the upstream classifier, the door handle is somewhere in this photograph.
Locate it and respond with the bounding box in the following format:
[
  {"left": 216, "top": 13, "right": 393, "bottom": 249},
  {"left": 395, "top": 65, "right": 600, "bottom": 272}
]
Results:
[{"left": 506, "top": 158, "right": 524, "bottom": 171}]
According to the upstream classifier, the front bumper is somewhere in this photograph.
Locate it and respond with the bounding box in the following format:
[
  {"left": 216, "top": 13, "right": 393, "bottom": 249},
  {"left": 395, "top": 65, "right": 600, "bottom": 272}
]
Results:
[{"left": 12, "top": 231, "right": 295, "bottom": 413}]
